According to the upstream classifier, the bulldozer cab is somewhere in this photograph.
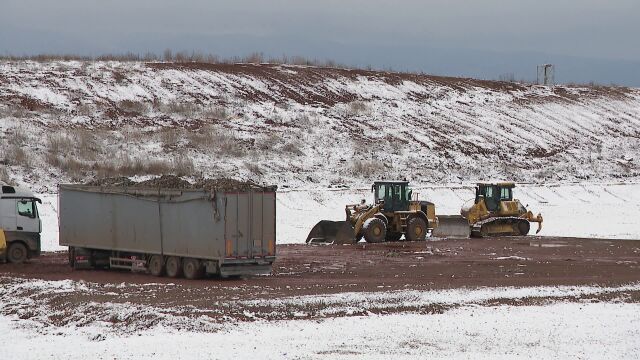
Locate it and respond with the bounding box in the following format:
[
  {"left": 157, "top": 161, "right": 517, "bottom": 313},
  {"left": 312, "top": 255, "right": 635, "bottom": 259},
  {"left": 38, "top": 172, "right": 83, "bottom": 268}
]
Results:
[
  {"left": 476, "top": 182, "right": 514, "bottom": 212},
  {"left": 373, "top": 181, "right": 411, "bottom": 212}
]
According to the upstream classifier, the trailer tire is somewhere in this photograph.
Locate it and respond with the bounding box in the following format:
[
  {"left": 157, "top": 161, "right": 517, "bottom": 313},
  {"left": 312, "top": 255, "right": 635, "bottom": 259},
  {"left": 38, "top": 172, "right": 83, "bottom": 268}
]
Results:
[
  {"left": 7, "top": 242, "right": 28, "bottom": 264},
  {"left": 148, "top": 255, "right": 165, "bottom": 277},
  {"left": 165, "top": 256, "right": 182, "bottom": 278},
  {"left": 363, "top": 218, "right": 387, "bottom": 243},
  {"left": 183, "top": 258, "right": 203, "bottom": 280},
  {"left": 406, "top": 217, "right": 427, "bottom": 242}
]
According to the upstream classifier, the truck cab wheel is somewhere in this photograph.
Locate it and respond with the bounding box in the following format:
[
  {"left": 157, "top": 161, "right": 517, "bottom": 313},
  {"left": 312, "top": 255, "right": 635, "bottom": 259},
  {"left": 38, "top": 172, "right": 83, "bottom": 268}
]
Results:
[
  {"left": 183, "top": 258, "right": 203, "bottom": 280},
  {"left": 7, "top": 242, "right": 28, "bottom": 264},
  {"left": 165, "top": 256, "right": 183, "bottom": 278},
  {"left": 406, "top": 217, "right": 427, "bottom": 242},
  {"left": 148, "top": 255, "right": 165, "bottom": 277}
]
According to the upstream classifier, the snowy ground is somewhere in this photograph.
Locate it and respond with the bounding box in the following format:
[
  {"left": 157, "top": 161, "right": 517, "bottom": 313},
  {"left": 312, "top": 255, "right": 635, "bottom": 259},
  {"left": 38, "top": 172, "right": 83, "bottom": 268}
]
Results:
[
  {"left": 38, "top": 182, "right": 640, "bottom": 251},
  {"left": 2, "top": 279, "right": 639, "bottom": 359}
]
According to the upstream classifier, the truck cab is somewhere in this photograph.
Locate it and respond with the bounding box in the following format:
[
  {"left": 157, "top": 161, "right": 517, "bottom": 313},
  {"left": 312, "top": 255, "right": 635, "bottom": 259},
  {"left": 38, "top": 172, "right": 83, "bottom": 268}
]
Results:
[{"left": 0, "top": 182, "right": 42, "bottom": 263}]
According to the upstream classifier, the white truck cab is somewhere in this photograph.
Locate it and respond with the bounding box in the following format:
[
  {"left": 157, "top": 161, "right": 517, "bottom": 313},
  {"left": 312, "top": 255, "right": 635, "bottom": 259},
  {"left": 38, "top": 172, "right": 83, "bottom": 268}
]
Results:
[{"left": 0, "top": 182, "right": 42, "bottom": 263}]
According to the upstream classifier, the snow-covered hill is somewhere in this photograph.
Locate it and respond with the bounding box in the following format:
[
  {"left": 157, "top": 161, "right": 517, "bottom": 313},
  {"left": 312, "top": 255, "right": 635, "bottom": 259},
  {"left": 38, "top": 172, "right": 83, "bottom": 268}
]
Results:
[{"left": 1, "top": 60, "right": 639, "bottom": 192}]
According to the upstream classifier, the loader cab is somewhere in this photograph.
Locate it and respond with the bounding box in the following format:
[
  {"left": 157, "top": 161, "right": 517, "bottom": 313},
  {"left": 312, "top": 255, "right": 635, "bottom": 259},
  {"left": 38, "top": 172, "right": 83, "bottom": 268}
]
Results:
[
  {"left": 475, "top": 182, "right": 514, "bottom": 212},
  {"left": 373, "top": 181, "right": 411, "bottom": 213}
]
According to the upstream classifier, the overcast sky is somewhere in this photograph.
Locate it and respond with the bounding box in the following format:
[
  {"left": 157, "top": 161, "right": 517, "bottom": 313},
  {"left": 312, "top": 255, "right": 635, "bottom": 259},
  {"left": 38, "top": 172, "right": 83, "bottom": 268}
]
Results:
[{"left": 2, "top": 0, "right": 639, "bottom": 85}]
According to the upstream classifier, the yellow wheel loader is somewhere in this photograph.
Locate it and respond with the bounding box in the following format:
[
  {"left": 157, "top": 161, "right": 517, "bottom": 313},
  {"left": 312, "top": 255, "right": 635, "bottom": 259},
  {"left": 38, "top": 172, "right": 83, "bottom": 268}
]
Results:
[
  {"left": 0, "top": 229, "right": 6, "bottom": 263},
  {"left": 306, "top": 181, "right": 439, "bottom": 244},
  {"left": 460, "top": 182, "right": 543, "bottom": 237}
]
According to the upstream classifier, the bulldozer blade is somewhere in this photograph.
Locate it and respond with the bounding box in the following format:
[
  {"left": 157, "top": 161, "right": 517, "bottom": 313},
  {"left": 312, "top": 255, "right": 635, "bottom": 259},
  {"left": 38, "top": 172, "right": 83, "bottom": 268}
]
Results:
[
  {"left": 306, "top": 220, "right": 356, "bottom": 245},
  {"left": 432, "top": 215, "right": 471, "bottom": 238}
]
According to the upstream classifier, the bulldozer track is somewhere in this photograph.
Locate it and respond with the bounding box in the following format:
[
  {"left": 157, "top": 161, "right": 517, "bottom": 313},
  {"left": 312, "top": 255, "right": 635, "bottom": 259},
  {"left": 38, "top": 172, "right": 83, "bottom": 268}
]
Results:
[{"left": 472, "top": 217, "right": 530, "bottom": 237}]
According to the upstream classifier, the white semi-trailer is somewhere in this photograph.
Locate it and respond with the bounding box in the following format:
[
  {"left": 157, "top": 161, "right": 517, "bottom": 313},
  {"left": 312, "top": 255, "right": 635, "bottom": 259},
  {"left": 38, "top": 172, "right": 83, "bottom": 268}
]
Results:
[{"left": 58, "top": 183, "right": 277, "bottom": 279}]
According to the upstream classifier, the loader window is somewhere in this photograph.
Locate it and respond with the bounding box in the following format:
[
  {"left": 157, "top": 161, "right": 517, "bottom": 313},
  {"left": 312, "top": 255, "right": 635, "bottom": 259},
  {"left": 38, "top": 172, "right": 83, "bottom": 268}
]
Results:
[
  {"left": 17, "top": 200, "right": 36, "bottom": 218},
  {"left": 394, "top": 185, "right": 402, "bottom": 199},
  {"left": 376, "top": 185, "right": 387, "bottom": 202},
  {"left": 500, "top": 187, "right": 512, "bottom": 201}
]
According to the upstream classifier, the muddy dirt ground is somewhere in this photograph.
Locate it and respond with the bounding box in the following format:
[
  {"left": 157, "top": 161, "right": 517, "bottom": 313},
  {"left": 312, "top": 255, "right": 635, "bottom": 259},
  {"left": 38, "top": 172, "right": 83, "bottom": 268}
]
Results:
[
  {"left": 2, "top": 236, "right": 639, "bottom": 324},
  {"left": 3, "top": 236, "right": 640, "bottom": 294}
]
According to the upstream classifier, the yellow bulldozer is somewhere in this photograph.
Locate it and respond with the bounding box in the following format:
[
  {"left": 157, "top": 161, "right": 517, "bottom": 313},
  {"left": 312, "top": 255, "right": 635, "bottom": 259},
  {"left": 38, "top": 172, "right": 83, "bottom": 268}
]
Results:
[
  {"left": 306, "top": 181, "right": 438, "bottom": 244},
  {"left": 458, "top": 182, "right": 543, "bottom": 237}
]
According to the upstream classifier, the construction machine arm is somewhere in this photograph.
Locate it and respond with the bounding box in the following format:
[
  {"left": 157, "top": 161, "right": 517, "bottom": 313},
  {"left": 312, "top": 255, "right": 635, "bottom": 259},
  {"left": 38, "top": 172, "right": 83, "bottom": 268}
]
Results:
[{"left": 346, "top": 203, "right": 382, "bottom": 236}]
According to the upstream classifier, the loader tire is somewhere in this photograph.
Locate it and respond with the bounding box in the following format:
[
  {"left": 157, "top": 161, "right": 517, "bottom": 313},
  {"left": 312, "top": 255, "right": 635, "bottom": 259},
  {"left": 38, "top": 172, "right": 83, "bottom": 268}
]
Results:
[
  {"left": 406, "top": 217, "right": 427, "bottom": 242},
  {"left": 363, "top": 218, "right": 387, "bottom": 243},
  {"left": 165, "top": 256, "right": 183, "bottom": 278}
]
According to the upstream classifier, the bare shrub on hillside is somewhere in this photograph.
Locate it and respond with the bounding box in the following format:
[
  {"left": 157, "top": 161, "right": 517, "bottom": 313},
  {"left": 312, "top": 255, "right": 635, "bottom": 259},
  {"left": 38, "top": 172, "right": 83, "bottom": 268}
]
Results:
[
  {"left": 173, "top": 155, "right": 195, "bottom": 176},
  {"left": 216, "top": 130, "right": 246, "bottom": 157},
  {"left": 255, "top": 133, "right": 279, "bottom": 151},
  {"left": 46, "top": 133, "right": 73, "bottom": 155},
  {"left": 159, "top": 128, "right": 182, "bottom": 148},
  {"left": 350, "top": 159, "right": 385, "bottom": 177},
  {"left": 54, "top": 154, "right": 89, "bottom": 180},
  {"left": 280, "top": 139, "right": 304, "bottom": 156},
  {"left": 8, "top": 126, "right": 28, "bottom": 146},
  {"left": 161, "top": 101, "right": 199, "bottom": 117},
  {"left": 76, "top": 103, "right": 95, "bottom": 117},
  {"left": 74, "top": 129, "right": 100, "bottom": 161},
  {"left": 346, "top": 101, "right": 369, "bottom": 116},
  {"left": 0, "top": 166, "right": 11, "bottom": 184},
  {"left": 117, "top": 100, "right": 148, "bottom": 115},
  {"left": 93, "top": 154, "right": 193, "bottom": 178},
  {"left": 201, "top": 106, "right": 228, "bottom": 120},
  {"left": 5, "top": 144, "right": 30, "bottom": 167},
  {"left": 244, "top": 161, "right": 263, "bottom": 175},
  {"left": 110, "top": 155, "right": 171, "bottom": 176},
  {"left": 121, "top": 125, "right": 143, "bottom": 143},
  {"left": 187, "top": 125, "right": 246, "bottom": 157}
]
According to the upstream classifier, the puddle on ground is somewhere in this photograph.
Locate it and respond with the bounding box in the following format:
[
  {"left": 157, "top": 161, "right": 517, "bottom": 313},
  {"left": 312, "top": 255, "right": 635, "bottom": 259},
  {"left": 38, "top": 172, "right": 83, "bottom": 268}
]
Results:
[{"left": 529, "top": 241, "right": 576, "bottom": 248}]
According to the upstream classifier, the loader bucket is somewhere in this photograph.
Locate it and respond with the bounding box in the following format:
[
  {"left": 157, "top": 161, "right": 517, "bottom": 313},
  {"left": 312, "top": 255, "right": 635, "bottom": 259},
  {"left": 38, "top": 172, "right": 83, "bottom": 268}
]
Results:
[
  {"left": 306, "top": 220, "right": 356, "bottom": 245},
  {"left": 432, "top": 215, "right": 471, "bottom": 238}
]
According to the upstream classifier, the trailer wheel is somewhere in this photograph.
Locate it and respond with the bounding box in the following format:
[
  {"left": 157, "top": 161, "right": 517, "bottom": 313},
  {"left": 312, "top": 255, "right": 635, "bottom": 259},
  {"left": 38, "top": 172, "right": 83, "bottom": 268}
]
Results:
[
  {"left": 165, "top": 256, "right": 182, "bottom": 278},
  {"left": 7, "top": 242, "right": 28, "bottom": 264},
  {"left": 148, "top": 255, "right": 165, "bottom": 277},
  {"left": 406, "top": 217, "right": 427, "bottom": 242},
  {"left": 183, "top": 258, "right": 203, "bottom": 280}
]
